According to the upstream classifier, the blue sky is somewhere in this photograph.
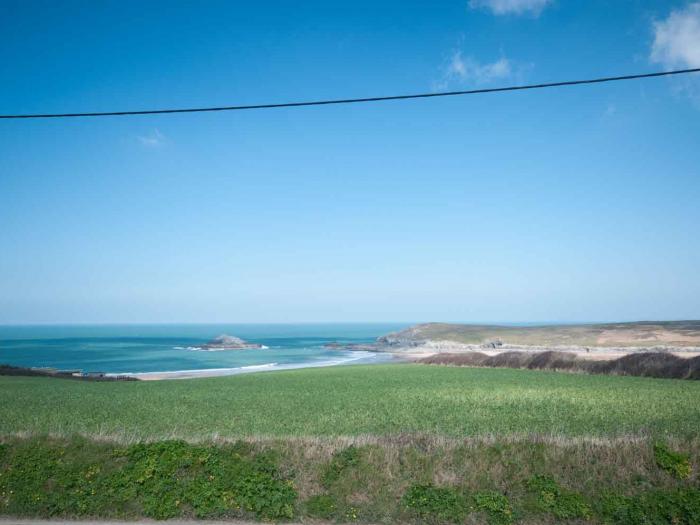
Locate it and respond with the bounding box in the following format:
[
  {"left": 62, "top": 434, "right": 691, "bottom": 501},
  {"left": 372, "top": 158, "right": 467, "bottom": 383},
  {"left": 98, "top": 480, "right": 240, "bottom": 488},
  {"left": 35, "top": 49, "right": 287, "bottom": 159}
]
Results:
[{"left": 1, "top": 0, "right": 699, "bottom": 324}]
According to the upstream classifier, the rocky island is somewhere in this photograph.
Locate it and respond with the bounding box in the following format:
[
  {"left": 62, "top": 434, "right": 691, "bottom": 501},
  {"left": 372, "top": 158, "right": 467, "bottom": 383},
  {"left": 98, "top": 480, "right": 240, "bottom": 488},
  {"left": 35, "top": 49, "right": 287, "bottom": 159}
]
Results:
[{"left": 199, "top": 334, "right": 265, "bottom": 351}]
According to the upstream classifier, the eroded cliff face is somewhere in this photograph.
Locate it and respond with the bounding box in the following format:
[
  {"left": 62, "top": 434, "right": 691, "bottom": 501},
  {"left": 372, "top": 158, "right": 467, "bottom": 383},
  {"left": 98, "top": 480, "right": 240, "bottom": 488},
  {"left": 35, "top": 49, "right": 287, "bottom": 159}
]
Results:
[{"left": 376, "top": 323, "right": 457, "bottom": 346}]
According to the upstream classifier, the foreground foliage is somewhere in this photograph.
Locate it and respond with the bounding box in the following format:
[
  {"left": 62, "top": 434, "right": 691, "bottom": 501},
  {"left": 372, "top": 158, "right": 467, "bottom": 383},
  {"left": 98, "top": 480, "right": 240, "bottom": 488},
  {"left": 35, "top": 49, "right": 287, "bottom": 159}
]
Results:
[
  {"left": 1, "top": 437, "right": 699, "bottom": 524},
  {"left": 654, "top": 441, "right": 693, "bottom": 479},
  {"left": 2, "top": 364, "right": 700, "bottom": 439},
  {"left": 526, "top": 474, "right": 592, "bottom": 520},
  {"left": 0, "top": 439, "right": 295, "bottom": 520}
]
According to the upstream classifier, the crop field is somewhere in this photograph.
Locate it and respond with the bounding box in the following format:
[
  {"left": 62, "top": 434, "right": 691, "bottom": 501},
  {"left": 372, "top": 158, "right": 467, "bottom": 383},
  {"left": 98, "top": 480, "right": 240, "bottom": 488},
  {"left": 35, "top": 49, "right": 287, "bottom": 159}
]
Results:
[
  {"left": 2, "top": 364, "right": 700, "bottom": 524},
  {"left": 2, "top": 363, "right": 700, "bottom": 440}
]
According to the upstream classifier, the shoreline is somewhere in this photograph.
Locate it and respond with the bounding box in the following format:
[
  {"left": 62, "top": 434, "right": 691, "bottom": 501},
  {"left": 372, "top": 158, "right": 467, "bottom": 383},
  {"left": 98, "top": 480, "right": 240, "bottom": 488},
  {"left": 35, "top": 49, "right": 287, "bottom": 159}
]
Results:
[
  {"left": 110, "top": 344, "right": 700, "bottom": 380},
  {"left": 110, "top": 350, "right": 396, "bottom": 380},
  {"left": 7, "top": 345, "right": 700, "bottom": 381},
  {"left": 385, "top": 344, "right": 700, "bottom": 361}
]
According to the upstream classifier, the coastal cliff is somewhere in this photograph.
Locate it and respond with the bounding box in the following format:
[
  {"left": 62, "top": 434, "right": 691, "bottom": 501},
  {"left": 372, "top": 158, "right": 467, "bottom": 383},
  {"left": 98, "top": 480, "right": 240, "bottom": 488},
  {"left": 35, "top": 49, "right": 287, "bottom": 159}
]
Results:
[{"left": 376, "top": 321, "right": 700, "bottom": 350}]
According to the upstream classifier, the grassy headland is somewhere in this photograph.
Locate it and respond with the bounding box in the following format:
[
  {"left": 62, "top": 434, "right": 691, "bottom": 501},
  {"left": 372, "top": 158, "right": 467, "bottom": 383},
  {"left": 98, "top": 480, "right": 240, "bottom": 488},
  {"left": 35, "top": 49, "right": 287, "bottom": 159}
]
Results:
[{"left": 381, "top": 320, "right": 700, "bottom": 347}]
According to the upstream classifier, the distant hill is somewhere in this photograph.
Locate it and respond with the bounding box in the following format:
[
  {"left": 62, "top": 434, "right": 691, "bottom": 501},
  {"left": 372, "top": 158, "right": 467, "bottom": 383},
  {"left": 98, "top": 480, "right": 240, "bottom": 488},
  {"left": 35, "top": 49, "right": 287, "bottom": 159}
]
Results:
[{"left": 378, "top": 321, "right": 700, "bottom": 348}]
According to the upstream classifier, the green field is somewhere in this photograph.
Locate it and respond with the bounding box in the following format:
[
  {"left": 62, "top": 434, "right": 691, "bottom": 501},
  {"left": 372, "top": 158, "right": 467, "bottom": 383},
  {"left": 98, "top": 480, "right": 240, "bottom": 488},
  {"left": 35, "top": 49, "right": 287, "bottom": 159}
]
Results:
[
  {"left": 2, "top": 363, "right": 700, "bottom": 440},
  {"left": 2, "top": 364, "right": 700, "bottom": 523}
]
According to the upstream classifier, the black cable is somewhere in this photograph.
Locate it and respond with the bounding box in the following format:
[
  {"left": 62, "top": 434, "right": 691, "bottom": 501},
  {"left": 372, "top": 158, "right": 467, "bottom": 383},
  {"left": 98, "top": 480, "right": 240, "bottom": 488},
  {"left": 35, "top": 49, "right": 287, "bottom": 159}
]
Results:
[{"left": 1, "top": 68, "right": 699, "bottom": 120}]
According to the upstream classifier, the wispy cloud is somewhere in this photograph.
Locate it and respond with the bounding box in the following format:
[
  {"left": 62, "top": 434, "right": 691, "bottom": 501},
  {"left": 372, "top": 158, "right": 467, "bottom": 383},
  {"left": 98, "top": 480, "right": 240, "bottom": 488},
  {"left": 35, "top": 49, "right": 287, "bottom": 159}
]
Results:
[
  {"left": 435, "top": 50, "right": 515, "bottom": 90},
  {"left": 651, "top": 2, "right": 700, "bottom": 68},
  {"left": 137, "top": 129, "right": 166, "bottom": 148},
  {"left": 468, "top": 0, "right": 552, "bottom": 17},
  {"left": 650, "top": 2, "right": 700, "bottom": 104}
]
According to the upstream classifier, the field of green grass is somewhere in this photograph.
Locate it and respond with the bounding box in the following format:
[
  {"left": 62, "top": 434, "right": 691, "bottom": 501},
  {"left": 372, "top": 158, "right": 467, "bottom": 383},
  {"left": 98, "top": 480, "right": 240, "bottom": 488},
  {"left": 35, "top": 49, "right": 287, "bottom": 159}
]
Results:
[
  {"left": 2, "top": 363, "right": 700, "bottom": 523},
  {"left": 2, "top": 363, "right": 700, "bottom": 440}
]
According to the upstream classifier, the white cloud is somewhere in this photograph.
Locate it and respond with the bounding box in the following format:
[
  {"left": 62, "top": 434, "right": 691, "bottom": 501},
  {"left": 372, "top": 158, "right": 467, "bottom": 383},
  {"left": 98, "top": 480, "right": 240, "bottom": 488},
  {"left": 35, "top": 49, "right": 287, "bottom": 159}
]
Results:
[
  {"left": 137, "top": 129, "right": 166, "bottom": 148},
  {"left": 437, "top": 51, "right": 513, "bottom": 89},
  {"left": 469, "top": 0, "right": 552, "bottom": 16},
  {"left": 650, "top": 3, "right": 700, "bottom": 106},
  {"left": 651, "top": 2, "right": 700, "bottom": 68}
]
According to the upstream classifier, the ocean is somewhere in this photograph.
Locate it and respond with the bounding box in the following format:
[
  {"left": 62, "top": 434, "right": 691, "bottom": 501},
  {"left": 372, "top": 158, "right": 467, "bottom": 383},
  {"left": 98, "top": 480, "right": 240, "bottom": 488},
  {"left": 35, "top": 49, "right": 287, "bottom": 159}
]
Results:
[{"left": 0, "top": 323, "right": 408, "bottom": 376}]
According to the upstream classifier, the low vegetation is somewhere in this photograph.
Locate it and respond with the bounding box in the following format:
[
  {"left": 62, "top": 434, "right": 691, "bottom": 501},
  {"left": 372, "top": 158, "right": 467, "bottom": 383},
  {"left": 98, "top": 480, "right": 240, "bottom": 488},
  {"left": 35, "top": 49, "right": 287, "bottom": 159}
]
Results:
[
  {"left": 525, "top": 474, "right": 592, "bottom": 520},
  {"left": 0, "top": 438, "right": 295, "bottom": 521},
  {"left": 0, "top": 364, "right": 137, "bottom": 381},
  {"left": 654, "top": 441, "right": 693, "bottom": 480},
  {"left": 419, "top": 350, "right": 700, "bottom": 380},
  {"left": 1, "top": 436, "right": 699, "bottom": 524},
  {"left": 2, "top": 364, "right": 700, "bottom": 440}
]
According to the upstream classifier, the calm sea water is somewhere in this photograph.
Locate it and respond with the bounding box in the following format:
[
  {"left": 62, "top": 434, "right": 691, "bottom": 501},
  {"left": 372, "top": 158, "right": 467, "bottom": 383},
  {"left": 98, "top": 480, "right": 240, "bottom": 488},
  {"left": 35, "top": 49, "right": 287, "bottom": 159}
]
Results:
[{"left": 0, "top": 323, "right": 408, "bottom": 375}]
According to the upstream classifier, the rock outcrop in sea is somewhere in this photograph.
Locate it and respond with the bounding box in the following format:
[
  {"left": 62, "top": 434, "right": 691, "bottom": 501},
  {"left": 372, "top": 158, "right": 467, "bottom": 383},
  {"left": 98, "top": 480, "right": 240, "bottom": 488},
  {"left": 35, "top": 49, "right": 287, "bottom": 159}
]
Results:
[{"left": 200, "top": 335, "right": 264, "bottom": 351}]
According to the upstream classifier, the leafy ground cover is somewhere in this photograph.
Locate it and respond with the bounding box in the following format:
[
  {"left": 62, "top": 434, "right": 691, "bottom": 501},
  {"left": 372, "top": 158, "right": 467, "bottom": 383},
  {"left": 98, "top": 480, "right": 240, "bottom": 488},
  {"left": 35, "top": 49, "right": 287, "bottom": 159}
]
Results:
[{"left": 0, "top": 437, "right": 699, "bottom": 524}]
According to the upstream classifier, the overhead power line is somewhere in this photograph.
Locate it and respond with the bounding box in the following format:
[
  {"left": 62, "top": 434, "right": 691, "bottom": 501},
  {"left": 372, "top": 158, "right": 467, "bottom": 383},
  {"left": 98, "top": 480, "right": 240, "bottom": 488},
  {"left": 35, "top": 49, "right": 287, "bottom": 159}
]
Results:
[{"left": 1, "top": 68, "right": 699, "bottom": 120}]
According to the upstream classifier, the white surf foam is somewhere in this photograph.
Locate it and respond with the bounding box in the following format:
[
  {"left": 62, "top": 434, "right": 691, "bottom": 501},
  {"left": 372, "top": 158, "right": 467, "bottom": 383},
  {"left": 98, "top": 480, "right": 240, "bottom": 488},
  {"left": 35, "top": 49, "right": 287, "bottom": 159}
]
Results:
[{"left": 107, "top": 350, "right": 389, "bottom": 380}]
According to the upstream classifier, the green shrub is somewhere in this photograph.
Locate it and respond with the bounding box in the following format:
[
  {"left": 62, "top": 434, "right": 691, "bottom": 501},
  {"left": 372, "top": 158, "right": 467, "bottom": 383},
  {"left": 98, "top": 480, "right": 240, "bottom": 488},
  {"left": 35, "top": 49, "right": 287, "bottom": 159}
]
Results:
[
  {"left": 598, "top": 488, "right": 700, "bottom": 525},
  {"left": 0, "top": 440, "right": 123, "bottom": 517},
  {"left": 597, "top": 493, "right": 632, "bottom": 524},
  {"left": 653, "top": 442, "right": 692, "bottom": 480},
  {"left": 526, "top": 474, "right": 591, "bottom": 520},
  {"left": 402, "top": 484, "right": 468, "bottom": 523},
  {"left": 305, "top": 494, "right": 338, "bottom": 519},
  {"left": 344, "top": 505, "right": 360, "bottom": 521},
  {"left": 473, "top": 491, "right": 514, "bottom": 525},
  {"left": 322, "top": 445, "right": 362, "bottom": 486},
  {"left": 121, "top": 441, "right": 296, "bottom": 520},
  {"left": 0, "top": 439, "right": 296, "bottom": 521}
]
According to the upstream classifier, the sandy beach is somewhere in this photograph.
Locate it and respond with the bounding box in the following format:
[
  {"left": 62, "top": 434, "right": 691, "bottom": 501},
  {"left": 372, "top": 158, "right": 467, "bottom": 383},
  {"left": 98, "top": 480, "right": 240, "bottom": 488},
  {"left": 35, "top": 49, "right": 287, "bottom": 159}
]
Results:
[
  {"left": 109, "top": 344, "right": 700, "bottom": 380},
  {"left": 116, "top": 350, "right": 393, "bottom": 380},
  {"left": 392, "top": 343, "right": 700, "bottom": 361}
]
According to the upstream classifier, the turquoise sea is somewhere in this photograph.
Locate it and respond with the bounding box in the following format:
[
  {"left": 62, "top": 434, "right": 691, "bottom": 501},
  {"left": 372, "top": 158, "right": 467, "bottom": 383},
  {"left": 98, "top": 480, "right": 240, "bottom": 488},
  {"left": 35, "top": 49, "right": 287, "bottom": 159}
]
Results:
[{"left": 0, "top": 324, "right": 408, "bottom": 375}]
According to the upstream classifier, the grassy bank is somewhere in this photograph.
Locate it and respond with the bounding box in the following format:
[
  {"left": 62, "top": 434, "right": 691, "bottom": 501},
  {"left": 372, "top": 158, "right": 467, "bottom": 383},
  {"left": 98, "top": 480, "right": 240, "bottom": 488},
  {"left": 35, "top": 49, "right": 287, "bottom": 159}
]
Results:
[
  {"left": 1, "top": 436, "right": 698, "bottom": 524},
  {"left": 2, "top": 364, "right": 700, "bottom": 440}
]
